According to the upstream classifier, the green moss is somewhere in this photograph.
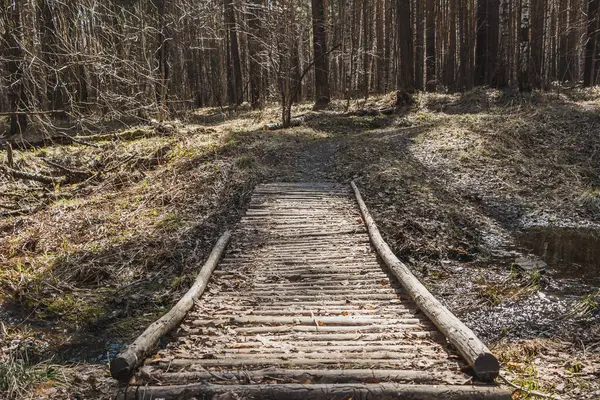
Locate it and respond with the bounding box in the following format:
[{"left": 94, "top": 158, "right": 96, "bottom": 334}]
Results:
[
  {"left": 235, "top": 155, "right": 255, "bottom": 169},
  {"left": 44, "top": 295, "right": 106, "bottom": 325},
  {"left": 119, "top": 128, "right": 153, "bottom": 141},
  {"left": 156, "top": 213, "right": 185, "bottom": 231}
]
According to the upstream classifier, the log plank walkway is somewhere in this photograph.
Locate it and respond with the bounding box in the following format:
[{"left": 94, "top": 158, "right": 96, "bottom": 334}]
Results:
[{"left": 118, "top": 183, "right": 510, "bottom": 399}]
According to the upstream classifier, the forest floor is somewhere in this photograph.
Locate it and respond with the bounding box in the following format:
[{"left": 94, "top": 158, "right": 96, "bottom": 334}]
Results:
[{"left": 1, "top": 87, "right": 600, "bottom": 399}]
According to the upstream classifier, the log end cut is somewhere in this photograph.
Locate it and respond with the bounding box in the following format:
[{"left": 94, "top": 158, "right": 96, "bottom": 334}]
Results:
[
  {"left": 111, "top": 352, "right": 136, "bottom": 381},
  {"left": 474, "top": 352, "right": 500, "bottom": 382}
]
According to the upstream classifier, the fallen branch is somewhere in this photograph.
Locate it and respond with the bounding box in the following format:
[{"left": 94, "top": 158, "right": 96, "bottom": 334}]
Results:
[
  {"left": 344, "top": 108, "right": 396, "bottom": 117},
  {"left": 42, "top": 159, "right": 91, "bottom": 179},
  {"left": 110, "top": 231, "right": 231, "bottom": 381},
  {"left": 116, "top": 382, "right": 512, "bottom": 400},
  {"left": 499, "top": 375, "right": 562, "bottom": 400},
  {"left": 0, "top": 110, "right": 66, "bottom": 116},
  {"left": 54, "top": 130, "right": 101, "bottom": 148},
  {"left": 1, "top": 165, "right": 66, "bottom": 185},
  {"left": 0, "top": 204, "right": 44, "bottom": 217},
  {"left": 264, "top": 117, "right": 305, "bottom": 131},
  {"left": 351, "top": 181, "right": 500, "bottom": 382},
  {"left": 5, "top": 143, "right": 13, "bottom": 168}
]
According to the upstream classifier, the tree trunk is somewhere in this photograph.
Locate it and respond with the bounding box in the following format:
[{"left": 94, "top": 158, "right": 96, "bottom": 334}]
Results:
[
  {"left": 558, "top": 0, "right": 570, "bottom": 80},
  {"left": 584, "top": 0, "right": 599, "bottom": 86},
  {"left": 519, "top": 0, "right": 532, "bottom": 91},
  {"left": 493, "top": 0, "right": 510, "bottom": 87},
  {"left": 312, "top": 0, "right": 331, "bottom": 109},
  {"left": 415, "top": 0, "right": 425, "bottom": 90},
  {"left": 248, "top": 0, "right": 263, "bottom": 108},
  {"left": 225, "top": 0, "right": 243, "bottom": 105},
  {"left": 375, "top": 0, "right": 385, "bottom": 93},
  {"left": 397, "top": 0, "right": 414, "bottom": 94},
  {"left": 40, "top": 0, "right": 63, "bottom": 112},
  {"left": 530, "top": 0, "right": 544, "bottom": 88},
  {"left": 362, "top": 0, "right": 370, "bottom": 99},
  {"left": 4, "top": 0, "right": 28, "bottom": 135},
  {"left": 155, "top": 0, "right": 170, "bottom": 120},
  {"left": 459, "top": 0, "right": 468, "bottom": 90},
  {"left": 425, "top": 0, "right": 436, "bottom": 89},
  {"left": 447, "top": 0, "right": 457, "bottom": 91},
  {"left": 475, "top": 0, "right": 489, "bottom": 85}
]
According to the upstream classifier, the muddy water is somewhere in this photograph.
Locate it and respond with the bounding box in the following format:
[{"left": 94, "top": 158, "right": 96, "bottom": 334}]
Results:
[
  {"left": 465, "top": 226, "right": 600, "bottom": 343},
  {"left": 516, "top": 226, "right": 600, "bottom": 291}
]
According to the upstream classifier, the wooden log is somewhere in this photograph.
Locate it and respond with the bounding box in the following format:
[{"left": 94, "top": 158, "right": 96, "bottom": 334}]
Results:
[
  {"left": 116, "top": 382, "right": 512, "bottom": 400},
  {"left": 351, "top": 181, "right": 500, "bottom": 382},
  {"left": 189, "top": 308, "right": 418, "bottom": 317},
  {"left": 149, "top": 356, "right": 454, "bottom": 368},
  {"left": 1, "top": 165, "right": 65, "bottom": 185},
  {"left": 141, "top": 368, "right": 464, "bottom": 385},
  {"left": 180, "top": 330, "right": 444, "bottom": 341},
  {"left": 222, "top": 323, "right": 431, "bottom": 334},
  {"left": 193, "top": 340, "right": 436, "bottom": 349},
  {"left": 181, "top": 344, "right": 436, "bottom": 354},
  {"left": 189, "top": 316, "right": 422, "bottom": 326},
  {"left": 110, "top": 231, "right": 231, "bottom": 381},
  {"left": 263, "top": 117, "right": 305, "bottom": 131},
  {"left": 0, "top": 110, "right": 66, "bottom": 116}
]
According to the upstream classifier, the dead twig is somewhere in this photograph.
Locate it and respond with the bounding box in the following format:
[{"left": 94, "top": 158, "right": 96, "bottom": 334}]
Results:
[
  {"left": 499, "top": 375, "right": 563, "bottom": 400},
  {"left": 41, "top": 159, "right": 88, "bottom": 176},
  {"left": 0, "top": 204, "right": 44, "bottom": 217},
  {"left": 1, "top": 165, "right": 65, "bottom": 185}
]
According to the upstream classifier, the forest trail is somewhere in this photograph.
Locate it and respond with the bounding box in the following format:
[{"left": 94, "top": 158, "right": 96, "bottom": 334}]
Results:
[{"left": 116, "top": 183, "right": 510, "bottom": 399}]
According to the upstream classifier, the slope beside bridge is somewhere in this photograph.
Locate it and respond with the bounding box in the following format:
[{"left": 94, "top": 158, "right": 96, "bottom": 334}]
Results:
[{"left": 114, "top": 182, "right": 510, "bottom": 400}]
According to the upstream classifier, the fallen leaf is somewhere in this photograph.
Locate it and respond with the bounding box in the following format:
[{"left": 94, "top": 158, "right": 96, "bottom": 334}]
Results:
[{"left": 340, "top": 311, "right": 349, "bottom": 316}]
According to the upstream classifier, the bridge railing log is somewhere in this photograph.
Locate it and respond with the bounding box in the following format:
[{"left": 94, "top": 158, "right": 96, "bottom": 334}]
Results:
[
  {"left": 351, "top": 181, "right": 500, "bottom": 382},
  {"left": 110, "top": 231, "right": 231, "bottom": 381}
]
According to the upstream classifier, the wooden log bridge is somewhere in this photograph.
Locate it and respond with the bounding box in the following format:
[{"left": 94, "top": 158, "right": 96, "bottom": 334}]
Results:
[{"left": 114, "top": 182, "right": 510, "bottom": 400}]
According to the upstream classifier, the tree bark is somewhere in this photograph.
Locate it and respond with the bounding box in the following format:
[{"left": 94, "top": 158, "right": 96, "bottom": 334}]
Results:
[
  {"left": 558, "top": 0, "right": 570, "bottom": 80},
  {"left": 425, "top": 0, "right": 436, "bottom": 89},
  {"left": 493, "top": 0, "right": 510, "bottom": 87},
  {"left": 530, "top": 0, "right": 544, "bottom": 87},
  {"left": 154, "top": 0, "right": 170, "bottom": 120},
  {"left": 584, "top": 0, "right": 599, "bottom": 86},
  {"left": 375, "top": 0, "right": 385, "bottom": 92},
  {"left": 117, "top": 382, "right": 512, "bottom": 400},
  {"left": 312, "top": 0, "right": 331, "bottom": 109},
  {"left": 397, "top": 0, "right": 414, "bottom": 93},
  {"left": 4, "top": 0, "right": 28, "bottom": 135},
  {"left": 447, "top": 0, "right": 457, "bottom": 91},
  {"left": 248, "top": 0, "right": 263, "bottom": 108},
  {"left": 225, "top": 0, "right": 243, "bottom": 105},
  {"left": 415, "top": 0, "right": 425, "bottom": 90},
  {"left": 518, "top": 0, "right": 532, "bottom": 91}
]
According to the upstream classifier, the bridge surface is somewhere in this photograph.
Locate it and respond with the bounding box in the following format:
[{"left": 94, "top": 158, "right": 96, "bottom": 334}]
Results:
[{"left": 120, "top": 183, "right": 510, "bottom": 399}]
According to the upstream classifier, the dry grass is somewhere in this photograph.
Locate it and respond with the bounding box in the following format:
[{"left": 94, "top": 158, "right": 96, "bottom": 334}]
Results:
[{"left": 493, "top": 338, "right": 600, "bottom": 399}]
